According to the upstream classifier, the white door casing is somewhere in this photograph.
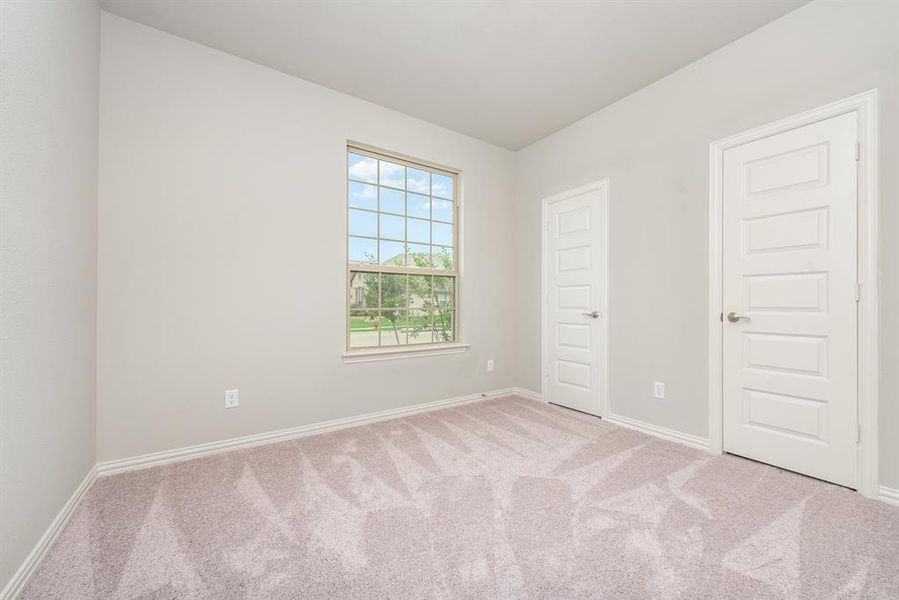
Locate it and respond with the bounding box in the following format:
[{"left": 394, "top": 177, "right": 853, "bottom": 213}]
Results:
[
  {"left": 721, "top": 112, "right": 859, "bottom": 488},
  {"left": 542, "top": 180, "right": 609, "bottom": 417}
]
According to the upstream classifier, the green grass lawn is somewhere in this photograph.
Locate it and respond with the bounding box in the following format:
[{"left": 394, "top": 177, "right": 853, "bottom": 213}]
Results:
[
  {"left": 350, "top": 317, "right": 425, "bottom": 331},
  {"left": 350, "top": 317, "right": 402, "bottom": 331},
  {"left": 350, "top": 316, "right": 451, "bottom": 331}
]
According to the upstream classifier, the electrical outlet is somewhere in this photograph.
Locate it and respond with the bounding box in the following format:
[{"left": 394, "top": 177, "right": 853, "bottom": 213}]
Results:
[
  {"left": 225, "top": 389, "right": 239, "bottom": 409},
  {"left": 486, "top": 359, "right": 495, "bottom": 372},
  {"left": 653, "top": 382, "right": 665, "bottom": 400}
]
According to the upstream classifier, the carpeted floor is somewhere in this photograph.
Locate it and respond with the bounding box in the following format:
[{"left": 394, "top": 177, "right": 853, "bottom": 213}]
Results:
[{"left": 22, "top": 395, "right": 899, "bottom": 599}]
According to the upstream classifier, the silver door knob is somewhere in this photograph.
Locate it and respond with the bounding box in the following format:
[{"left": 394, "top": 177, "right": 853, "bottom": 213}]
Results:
[
  {"left": 582, "top": 311, "right": 600, "bottom": 319},
  {"left": 727, "top": 312, "right": 751, "bottom": 323}
]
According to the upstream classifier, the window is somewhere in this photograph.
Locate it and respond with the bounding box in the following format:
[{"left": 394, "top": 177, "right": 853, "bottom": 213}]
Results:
[{"left": 346, "top": 146, "right": 458, "bottom": 350}]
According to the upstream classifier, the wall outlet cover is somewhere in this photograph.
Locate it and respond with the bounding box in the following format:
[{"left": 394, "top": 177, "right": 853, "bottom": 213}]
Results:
[
  {"left": 653, "top": 382, "right": 665, "bottom": 400},
  {"left": 225, "top": 389, "right": 239, "bottom": 409}
]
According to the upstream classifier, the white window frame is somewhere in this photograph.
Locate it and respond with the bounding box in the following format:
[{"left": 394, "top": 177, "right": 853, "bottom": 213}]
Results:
[{"left": 343, "top": 144, "right": 468, "bottom": 363}]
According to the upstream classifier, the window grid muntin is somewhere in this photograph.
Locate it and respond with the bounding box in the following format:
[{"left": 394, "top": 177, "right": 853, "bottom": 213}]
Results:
[
  {"left": 347, "top": 146, "right": 458, "bottom": 351},
  {"left": 348, "top": 197, "right": 454, "bottom": 266},
  {"left": 348, "top": 271, "right": 456, "bottom": 349}
]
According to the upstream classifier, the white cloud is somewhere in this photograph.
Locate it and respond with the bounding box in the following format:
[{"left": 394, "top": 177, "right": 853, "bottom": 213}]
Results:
[
  {"left": 357, "top": 184, "right": 376, "bottom": 199},
  {"left": 379, "top": 161, "right": 404, "bottom": 188},
  {"left": 431, "top": 173, "right": 453, "bottom": 199},
  {"left": 405, "top": 194, "right": 431, "bottom": 219},
  {"left": 348, "top": 155, "right": 377, "bottom": 182},
  {"left": 407, "top": 169, "right": 430, "bottom": 194},
  {"left": 432, "top": 182, "right": 451, "bottom": 198}
]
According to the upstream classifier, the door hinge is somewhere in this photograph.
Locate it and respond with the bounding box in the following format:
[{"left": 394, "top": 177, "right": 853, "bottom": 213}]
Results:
[
  {"left": 545, "top": 220, "right": 550, "bottom": 233},
  {"left": 855, "top": 282, "right": 861, "bottom": 302},
  {"left": 855, "top": 142, "right": 860, "bottom": 162},
  {"left": 856, "top": 423, "right": 861, "bottom": 444},
  {"left": 543, "top": 366, "right": 549, "bottom": 379}
]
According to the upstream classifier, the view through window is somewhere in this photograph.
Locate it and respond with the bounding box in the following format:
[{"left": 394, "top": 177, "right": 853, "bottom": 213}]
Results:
[{"left": 346, "top": 146, "right": 458, "bottom": 350}]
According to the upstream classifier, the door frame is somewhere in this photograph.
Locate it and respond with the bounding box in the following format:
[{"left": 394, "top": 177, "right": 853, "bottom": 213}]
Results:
[
  {"left": 707, "top": 90, "right": 879, "bottom": 498},
  {"left": 541, "top": 179, "right": 610, "bottom": 417}
]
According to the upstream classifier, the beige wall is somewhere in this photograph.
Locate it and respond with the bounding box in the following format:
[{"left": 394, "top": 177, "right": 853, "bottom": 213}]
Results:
[
  {"left": 96, "top": 14, "right": 517, "bottom": 462},
  {"left": 513, "top": 1, "right": 899, "bottom": 488},
  {"left": 0, "top": 0, "right": 100, "bottom": 589}
]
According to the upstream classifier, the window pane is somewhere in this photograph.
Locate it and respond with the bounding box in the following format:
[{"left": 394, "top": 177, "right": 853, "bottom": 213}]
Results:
[
  {"left": 434, "top": 310, "right": 455, "bottom": 343},
  {"left": 432, "top": 221, "right": 453, "bottom": 246},
  {"left": 379, "top": 310, "right": 407, "bottom": 346},
  {"left": 434, "top": 276, "right": 454, "bottom": 308},
  {"left": 349, "top": 237, "right": 377, "bottom": 264},
  {"left": 405, "top": 243, "right": 431, "bottom": 268},
  {"left": 380, "top": 274, "right": 407, "bottom": 307},
  {"left": 380, "top": 188, "right": 404, "bottom": 215},
  {"left": 406, "top": 192, "right": 430, "bottom": 219},
  {"left": 431, "top": 198, "right": 453, "bottom": 223},
  {"left": 407, "top": 218, "right": 430, "bottom": 244},
  {"left": 379, "top": 160, "right": 405, "bottom": 189},
  {"left": 408, "top": 275, "right": 432, "bottom": 309},
  {"left": 379, "top": 241, "right": 405, "bottom": 266},
  {"left": 380, "top": 213, "right": 404, "bottom": 241},
  {"left": 348, "top": 209, "right": 377, "bottom": 238},
  {"left": 431, "top": 246, "right": 454, "bottom": 270},
  {"left": 406, "top": 310, "right": 435, "bottom": 345},
  {"left": 348, "top": 153, "right": 377, "bottom": 183},
  {"left": 349, "top": 272, "right": 378, "bottom": 308},
  {"left": 432, "top": 173, "right": 453, "bottom": 199},
  {"left": 349, "top": 309, "right": 380, "bottom": 348},
  {"left": 406, "top": 168, "right": 430, "bottom": 195},
  {"left": 348, "top": 182, "right": 377, "bottom": 210}
]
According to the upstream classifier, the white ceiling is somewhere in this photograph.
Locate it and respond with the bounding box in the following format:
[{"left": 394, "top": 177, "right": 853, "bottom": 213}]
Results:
[{"left": 99, "top": 0, "right": 807, "bottom": 150}]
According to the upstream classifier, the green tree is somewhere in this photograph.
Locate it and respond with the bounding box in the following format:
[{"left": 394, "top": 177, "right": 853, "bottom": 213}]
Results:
[
  {"left": 356, "top": 246, "right": 454, "bottom": 345},
  {"left": 408, "top": 248, "right": 454, "bottom": 342},
  {"left": 357, "top": 257, "right": 405, "bottom": 344}
]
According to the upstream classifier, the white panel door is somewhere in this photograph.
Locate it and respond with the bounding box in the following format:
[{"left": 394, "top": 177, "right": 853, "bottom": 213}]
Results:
[
  {"left": 544, "top": 186, "right": 606, "bottom": 416},
  {"left": 722, "top": 112, "right": 858, "bottom": 488}
]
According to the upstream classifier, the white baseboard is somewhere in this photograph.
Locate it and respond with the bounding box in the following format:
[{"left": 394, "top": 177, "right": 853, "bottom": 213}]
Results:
[
  {"left": 510, "top": 387, "right": 543, "bottom": 402},
  {"left": 604, "top": 412, "right": 709, "bottom": 451},
  {"left": 1, "top": 466, "right": 97, "bottom": 600},
  {"left": 880, "top": 486, "right": 899, "bottom": 507},
  {"left": 97, "top": 387, "right": 525, "bottom": 477},
  {"left": 533, "top": 392, "right": 707, "bottom": 451}
]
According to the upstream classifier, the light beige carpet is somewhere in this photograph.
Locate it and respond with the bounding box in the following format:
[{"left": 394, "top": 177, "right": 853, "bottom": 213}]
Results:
[{"left": 22, "top": 395, "right": 899, "bottom": 599}]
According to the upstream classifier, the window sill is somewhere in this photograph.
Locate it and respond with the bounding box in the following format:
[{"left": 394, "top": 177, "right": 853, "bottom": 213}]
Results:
[{"left": 342, "top": 343, "right": 469, "bottom": 364}]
